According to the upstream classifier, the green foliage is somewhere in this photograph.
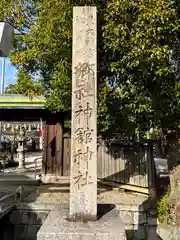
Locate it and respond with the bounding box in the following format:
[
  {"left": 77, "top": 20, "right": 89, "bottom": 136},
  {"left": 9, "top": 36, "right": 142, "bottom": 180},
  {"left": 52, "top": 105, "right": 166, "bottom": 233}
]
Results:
[
  {"left": 1, "top": 0, "right": 180, "bottom": 137},
  {"left": 0, "top": 0, "right": 36, "bottom": 32},
  {"left": 101, "top": 0, "right": 180, "bottom": 137},
  {"left": 98, "top": 87, "right": 139, "bottom": 137},
  {"left": 0, "top": 0, "right": 104, "bottom": 115},
  {"left": 9, "top": 0, "right": 72, "bottom": 112},
  {"left": 5, "top": 69, "right": 43, "bottom": 98},
  {"left": 158, "top": 188, "right": 171, "bottom": 223}
]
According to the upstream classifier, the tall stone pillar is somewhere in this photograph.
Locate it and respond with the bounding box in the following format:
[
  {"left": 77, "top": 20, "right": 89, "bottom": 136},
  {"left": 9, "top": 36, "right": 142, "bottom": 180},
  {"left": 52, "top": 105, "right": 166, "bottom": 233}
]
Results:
[
  {"left": 69, "top": 6, "right": 97, "bottom": 220},
  {"left": 37, "top": 6, "right": 126, "bottom": 240}
]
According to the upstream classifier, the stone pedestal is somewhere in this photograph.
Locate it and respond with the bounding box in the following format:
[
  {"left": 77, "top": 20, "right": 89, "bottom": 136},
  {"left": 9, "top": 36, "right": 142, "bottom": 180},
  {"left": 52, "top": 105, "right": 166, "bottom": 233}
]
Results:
[{"left": 37, "top": 204, "right": 127, "bottom": 240}]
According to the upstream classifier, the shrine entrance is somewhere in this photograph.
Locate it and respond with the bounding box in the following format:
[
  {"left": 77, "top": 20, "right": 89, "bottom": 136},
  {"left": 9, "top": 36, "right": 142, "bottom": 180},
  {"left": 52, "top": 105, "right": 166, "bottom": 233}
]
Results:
[{"left": 0, "top": 94, "right": 65, "bottom": 179}]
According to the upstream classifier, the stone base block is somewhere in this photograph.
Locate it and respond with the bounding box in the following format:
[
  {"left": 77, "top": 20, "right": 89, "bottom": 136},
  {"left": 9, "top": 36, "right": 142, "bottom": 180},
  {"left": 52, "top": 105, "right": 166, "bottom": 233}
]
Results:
[
  {"left": 41, "top": 174, "right": 70, "bottom": 184},
  {"left": 37, "top": 204, "right": 127, "bottom": 240}
]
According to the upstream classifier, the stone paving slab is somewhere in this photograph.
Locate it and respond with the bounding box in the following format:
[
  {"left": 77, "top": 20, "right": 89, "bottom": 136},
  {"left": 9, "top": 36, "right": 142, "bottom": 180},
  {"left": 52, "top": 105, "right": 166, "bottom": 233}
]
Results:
[{"left": 37, "top": 203, "right": 127, "bottom": 240}]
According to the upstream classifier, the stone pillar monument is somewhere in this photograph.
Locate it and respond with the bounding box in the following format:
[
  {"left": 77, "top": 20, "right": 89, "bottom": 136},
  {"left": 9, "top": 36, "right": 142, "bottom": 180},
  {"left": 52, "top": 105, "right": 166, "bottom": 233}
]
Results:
[
  {"left": 37, "top": 6, "right": 126, "bottom": 240},
  {"left": 69, "top": 6, "right": 97, "bottom": 221}
]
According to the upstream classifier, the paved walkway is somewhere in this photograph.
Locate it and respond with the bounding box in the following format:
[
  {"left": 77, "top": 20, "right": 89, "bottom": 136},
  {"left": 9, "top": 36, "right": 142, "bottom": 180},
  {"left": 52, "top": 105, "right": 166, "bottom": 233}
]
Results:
[
  {"left": 0, "top": 151, "right": 42, "bottom": 220},
  {"left": 0, "top": 151, "right": 42, "bottom": 181},
  {"left": 0, "top": 151, "right": 42, "bottom": 203}
]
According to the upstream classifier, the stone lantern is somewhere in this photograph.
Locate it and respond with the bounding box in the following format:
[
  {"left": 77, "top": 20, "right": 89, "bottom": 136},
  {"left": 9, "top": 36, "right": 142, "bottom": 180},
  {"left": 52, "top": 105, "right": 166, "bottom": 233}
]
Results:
[
  {"left": 0, "top": 22, "right": 14, "bottom": 57},
  {"left": 17, "top": 128, "right": 27, "bottom": 170}
]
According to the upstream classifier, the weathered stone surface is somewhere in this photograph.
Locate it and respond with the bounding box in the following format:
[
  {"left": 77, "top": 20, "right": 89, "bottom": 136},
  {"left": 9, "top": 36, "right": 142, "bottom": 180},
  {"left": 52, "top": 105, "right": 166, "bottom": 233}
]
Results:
[
  {"left": 17, "top": 202, "right": 55, "bottom": 210},
  {"left": 10, "top": 210, "right": 22, "bottom": 224},
  {"left": 157, "top": 225, "right": 180, "bottom": 240},
  {"left": 37, "top": 212, "right": 48, "bottom": 223},
  {"left": 133, "top": 212, "right": 147, "bottom": 225},
  {"left": 125, "top": 225, "right": 134, "bottom": 239},
  {"left": 70, "top": 6, "right": 97, "bottom": 219},
  {"left": 119, "top": 211, "right": 133, "bottom": 225},
  {"left": 134, "top": 225, "right": 146, "bottom": 240},
  {"left": 147, "top": 227, "right": 162, "bottom": 240},
  {"left": 37, "top": 6, "right": 126, "bottom": 240},
  {"left": 13, "top": 225, "right": 27, "bottom": 239},
  {"left": 147, "top": 217, "right": 159, "bottom": 226},
  {"left": 26, "top": 225, "right": 40, "bottom": 239},
  {"left": 37, "top": 204, "right": 127, "bottom": 240},
  {"left": 117, "top": 202, "right": 150, "bottom": 212},
  {"left": 22, "top": 211, "right": 29, "bottom": 224},
  {"left": 10, "top": 209, "right": 49, "bottom": 225}
]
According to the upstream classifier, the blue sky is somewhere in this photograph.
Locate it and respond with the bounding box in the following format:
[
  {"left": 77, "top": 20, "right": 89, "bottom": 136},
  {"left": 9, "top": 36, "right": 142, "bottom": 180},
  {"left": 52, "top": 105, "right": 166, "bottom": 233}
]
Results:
[{"left": 0, "top": 57, "right": 17, "bottom": 91}]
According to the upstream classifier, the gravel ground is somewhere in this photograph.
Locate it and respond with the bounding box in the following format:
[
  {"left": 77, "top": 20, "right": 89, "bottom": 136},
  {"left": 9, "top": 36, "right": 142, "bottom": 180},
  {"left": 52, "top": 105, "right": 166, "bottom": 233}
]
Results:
[
  {"left": 23, "top": 184, "right": 148, "bottom": 205},
  {"left": 0, "top": 182, "right": 148, "bottom": 207}
]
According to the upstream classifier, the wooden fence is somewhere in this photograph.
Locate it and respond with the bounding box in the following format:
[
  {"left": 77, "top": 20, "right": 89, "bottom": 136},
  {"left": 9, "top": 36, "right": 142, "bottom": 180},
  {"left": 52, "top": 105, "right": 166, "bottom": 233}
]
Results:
[
  {"left": 97, "top": 139, "right": 155, "bottom": 189},
  {"left": 43, "top": 124, "right": 155, "bottom": 190}
]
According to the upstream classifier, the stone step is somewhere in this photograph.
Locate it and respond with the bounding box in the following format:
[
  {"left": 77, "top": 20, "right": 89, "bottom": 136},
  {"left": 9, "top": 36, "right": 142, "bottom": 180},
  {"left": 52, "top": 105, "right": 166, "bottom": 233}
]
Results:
[
  {"left": 0, "top": 204, "right": 16, "bottom": 220},
  {"left": 0, "top": 178, "right": 40, "bottom": 186},
  {"left": 41, "top": 175, "right": 70, "bottom": 185}
]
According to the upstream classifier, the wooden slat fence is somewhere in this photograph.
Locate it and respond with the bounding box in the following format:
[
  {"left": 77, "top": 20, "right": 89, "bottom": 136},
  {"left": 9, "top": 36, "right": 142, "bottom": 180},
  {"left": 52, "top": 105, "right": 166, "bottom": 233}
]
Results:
[
  {"left": 60, "top": 135, "right": 155, "bottom": 189},
  {"left": 97, "top": 139, "right": 154, "bottom": 188},
  {"left": 63, "top": 133, "right": 71, "bottom": 176},
  {"left": 43, "top": 123, "right": 155, "bottom": 189}
]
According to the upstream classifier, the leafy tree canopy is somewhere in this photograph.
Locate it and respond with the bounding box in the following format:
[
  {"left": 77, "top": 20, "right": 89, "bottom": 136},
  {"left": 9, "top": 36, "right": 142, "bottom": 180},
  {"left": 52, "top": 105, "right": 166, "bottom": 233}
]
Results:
[
  {"left": 0, "top": 0, "right": 180, "bottom": 139},
  {"left": 100, "top": 0, "right": 180, "bottom": 138},
  {"left": 0, "top": 0, "right": 104, "bottom": 113},
  {"left": 5, "top": 68, "right": 43, "bottom": 97}
]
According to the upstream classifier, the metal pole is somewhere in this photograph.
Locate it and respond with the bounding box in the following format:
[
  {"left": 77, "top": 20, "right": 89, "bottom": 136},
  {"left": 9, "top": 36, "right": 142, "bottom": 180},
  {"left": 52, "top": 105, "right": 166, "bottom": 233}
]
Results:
[
  {"left": 0, "top": 57, "right": 5, "bottom": 95},
  {"left": 0, "top": 57, "right": 5, "bottom": 150}
]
